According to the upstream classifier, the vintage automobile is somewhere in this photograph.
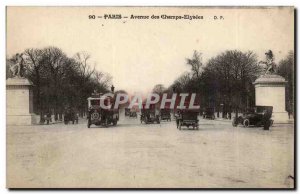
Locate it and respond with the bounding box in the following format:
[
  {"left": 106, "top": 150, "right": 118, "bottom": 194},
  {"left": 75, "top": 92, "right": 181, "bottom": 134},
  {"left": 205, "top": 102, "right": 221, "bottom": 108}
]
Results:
[
  {"left": 140, "top": 104, "right": 160, "bottom": 124},
  {"left": 175, "top": 109, "right": 199, "bottom": 130},
  {"left": 160, "top": 108, "right": 171, "bottom": 121},
  {"left": 232, "top": 106, "right": 273, "bottom": 130},
  {"left": 64, "top": 107, "right": 77, "bottom": 125},
  {"left": 203, "top": 107, "right": 215, "bottom": 120},
  {"left": 87, "top": 92, "right": 119, "bottom": 128}
]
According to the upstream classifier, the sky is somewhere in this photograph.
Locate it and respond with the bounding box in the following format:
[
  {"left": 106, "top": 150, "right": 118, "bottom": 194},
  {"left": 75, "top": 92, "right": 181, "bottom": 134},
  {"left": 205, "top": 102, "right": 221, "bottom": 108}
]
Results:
[{"left": 7, "top": 7, "right": 294, "bottom": 94}]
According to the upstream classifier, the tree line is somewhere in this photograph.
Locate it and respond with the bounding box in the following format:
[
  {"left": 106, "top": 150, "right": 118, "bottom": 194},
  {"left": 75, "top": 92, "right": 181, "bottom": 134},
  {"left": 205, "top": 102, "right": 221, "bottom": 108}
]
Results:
[
  {"left": 7, "top": 46, "right": 113, "bottom": 121},
  {"left": 154, "top": 50, "right": 294, "bottom": 119},
  {"left": 7, "top": 47, "right": 294, "bottom": 121}
]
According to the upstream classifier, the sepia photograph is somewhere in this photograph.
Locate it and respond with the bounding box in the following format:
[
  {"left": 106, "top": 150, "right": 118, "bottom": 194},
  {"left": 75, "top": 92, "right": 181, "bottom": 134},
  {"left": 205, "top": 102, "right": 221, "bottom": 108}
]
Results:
[{"left": 6, "top": 6, "right": 295, "bottom": 189}]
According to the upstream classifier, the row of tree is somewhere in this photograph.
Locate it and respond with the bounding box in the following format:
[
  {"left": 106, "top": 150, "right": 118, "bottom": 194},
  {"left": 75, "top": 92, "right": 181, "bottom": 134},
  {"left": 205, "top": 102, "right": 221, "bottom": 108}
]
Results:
[
  {"left": 7, "top": 47, "right": 294, "bottom": 120},
  {"left": 154, "top": 50, "right": 294, "bottom": 118},
  {"left": 7, "top": 47, "right": 112, "bottom": 121}
]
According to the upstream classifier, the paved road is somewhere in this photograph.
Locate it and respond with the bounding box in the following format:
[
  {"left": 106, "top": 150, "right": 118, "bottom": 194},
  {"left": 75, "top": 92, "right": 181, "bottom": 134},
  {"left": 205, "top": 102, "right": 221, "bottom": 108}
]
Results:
[{"left": 7, "top": 116, "right": 294, "bottom": 188}]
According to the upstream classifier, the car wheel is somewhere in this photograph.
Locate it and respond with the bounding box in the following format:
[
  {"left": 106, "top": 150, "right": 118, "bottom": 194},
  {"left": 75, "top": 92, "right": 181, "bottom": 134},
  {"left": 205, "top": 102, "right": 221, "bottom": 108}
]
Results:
[
  {"left": 263, "top": 120, "right": 271, "bottom": 130},
  {"left": 243, "top": 119, "right": 250, "bottom": 127},
  {"left": 270, "top": 120, "right": 274, "bottom": 126}
]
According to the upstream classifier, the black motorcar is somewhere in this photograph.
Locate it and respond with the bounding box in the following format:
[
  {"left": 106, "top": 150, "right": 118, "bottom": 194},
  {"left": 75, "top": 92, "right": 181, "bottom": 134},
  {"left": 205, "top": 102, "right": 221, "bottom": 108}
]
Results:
[
  {"left": 64, "top": 108, "right": 76, "bottom": 125},
  {"left": 232, "top": 106, "right": 273, "bottom": 130},
  {"left": 140, "top": 104, "right": 160, "bottom": 124},
  {"left": 203, "top": 107, "right": 215, "bottom": 120},
  {"left": 175, "top": 109, "right": 199, "bottom": 130},
  {"left": 87, "top": 94, "right": 119, "bottom": 128}
]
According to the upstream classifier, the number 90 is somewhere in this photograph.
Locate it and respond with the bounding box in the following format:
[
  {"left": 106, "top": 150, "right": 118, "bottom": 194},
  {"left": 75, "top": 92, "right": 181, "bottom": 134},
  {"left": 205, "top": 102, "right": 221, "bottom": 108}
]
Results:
[{"left": 89, "top": 15, "right": 95, "bottom": 19}]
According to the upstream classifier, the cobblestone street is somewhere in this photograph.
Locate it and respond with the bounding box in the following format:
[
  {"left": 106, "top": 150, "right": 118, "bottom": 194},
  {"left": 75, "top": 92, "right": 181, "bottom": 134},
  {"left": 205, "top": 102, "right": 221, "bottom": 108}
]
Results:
[{"left": 7, "top": 116, "right": 294, "bottom": 188}]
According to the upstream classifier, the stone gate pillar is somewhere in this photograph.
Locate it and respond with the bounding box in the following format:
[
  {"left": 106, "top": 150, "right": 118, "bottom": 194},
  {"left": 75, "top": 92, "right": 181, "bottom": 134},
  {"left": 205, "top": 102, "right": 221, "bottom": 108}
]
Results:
[
  {"left": 253, "top": 74, "right": 289, "bottom": 123},
  {"left": 6, "top": 78, "right": 36, "bottom": 125}
]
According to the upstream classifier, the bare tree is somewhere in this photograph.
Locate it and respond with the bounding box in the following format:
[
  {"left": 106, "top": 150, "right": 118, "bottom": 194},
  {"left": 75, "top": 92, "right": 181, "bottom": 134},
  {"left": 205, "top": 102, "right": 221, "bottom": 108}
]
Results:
[
  {"left": 93, "top": 71, "right": 112, "bottom": 91},
  {"left": 23, "top": 48, "right": 44, "bottom": 117},
  {"left": 8, "top": 47, "right": 115, "bottom": 122},
  {"left": 171, "top": 72, "right": 191, "bottom": 92},
  {"left": 205, "top": 50, "right": 260, "bottom": 118},
  {"left": 186, "top": 50, "right": 203, "bottom": 79},
  {"left": 152, "top": 84, "right": 166, "bottom": 95},
  {"left": 74, "top": 52, "right": 95, "bottom": 81},
  {"left": 42, "top": 47, "right": 68, "bottom": 120}
]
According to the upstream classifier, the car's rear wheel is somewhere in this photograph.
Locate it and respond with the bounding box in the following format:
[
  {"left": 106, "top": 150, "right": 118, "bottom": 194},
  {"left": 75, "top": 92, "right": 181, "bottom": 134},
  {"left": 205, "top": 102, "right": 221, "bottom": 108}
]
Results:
[
  {"left": 270, "top": 120, "right": 274, "bottom": 126},
  {"left": 263, "top": 120, "right": 271, "bottom": 130},
  {"left": 243, "top": 119, "right": 250, "bottom": 127}
]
